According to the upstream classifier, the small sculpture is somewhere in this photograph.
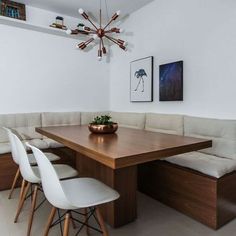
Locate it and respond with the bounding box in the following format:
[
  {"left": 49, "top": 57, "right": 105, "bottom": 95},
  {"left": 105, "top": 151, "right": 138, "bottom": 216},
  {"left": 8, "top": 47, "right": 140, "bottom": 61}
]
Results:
[{"left": 50, "top": 16, "right": 67, "bottom": 30}]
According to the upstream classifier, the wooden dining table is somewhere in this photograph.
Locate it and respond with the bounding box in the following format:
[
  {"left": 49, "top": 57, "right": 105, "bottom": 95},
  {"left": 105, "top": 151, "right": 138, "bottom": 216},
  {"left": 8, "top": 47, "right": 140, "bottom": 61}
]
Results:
[{"left": 36, "top": 125, "right": 212, "bottom": 228}]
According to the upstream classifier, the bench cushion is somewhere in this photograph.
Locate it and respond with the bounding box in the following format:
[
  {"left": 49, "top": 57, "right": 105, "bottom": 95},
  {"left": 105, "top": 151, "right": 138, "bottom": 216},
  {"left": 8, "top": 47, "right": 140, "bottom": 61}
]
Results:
[
  {"left": 0, "top": 113, "right": 42, "bottom": 143},
  {"left": 145, "top": 113, "right": 183, "bottom": 135},
  {"left": 184, "top": 116, "right": 236, "bottom": 160},
  {"left": 0, "top": 143, "right": 11, "bottom": 154},
  {"left": 81, "top": 112, "right": 109, "bottom": 125},
  {"left": 165, "top": 152, "right": 236, "bottom": 178},
  {"left": 42, "top": 112, "right": 81, "bottom": 127},
  {"left": 110, "top": 112, "right": 145, "bottom": 129},
  {"left": 43, "top": 138, "right": 64, "bottom": 148}
]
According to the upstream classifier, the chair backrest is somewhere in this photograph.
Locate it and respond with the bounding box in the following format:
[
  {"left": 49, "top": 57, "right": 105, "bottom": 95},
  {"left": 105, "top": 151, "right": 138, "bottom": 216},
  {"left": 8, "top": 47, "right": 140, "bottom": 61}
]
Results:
[
  {"left": 11, "top": 133, "right": 40, "bottom": 183},
  {"left": 27, "top": 143, "right": 72, "bottom": 209},
  {"left": 2, "top": 127, "right": 19, "bottom": 164}
]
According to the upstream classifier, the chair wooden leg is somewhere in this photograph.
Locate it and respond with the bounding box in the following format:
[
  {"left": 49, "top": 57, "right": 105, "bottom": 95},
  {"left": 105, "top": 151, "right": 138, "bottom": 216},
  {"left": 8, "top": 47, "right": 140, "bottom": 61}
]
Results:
[
  {"left": 84, "top": 208, "right": 90, "bottom": 235},
  {"left": 63, "top": 213, "right": 70, "bottom": 236},
  {"left": 8, "top": 167, "right": 20, "bottom": 199},
  {"left": 14, "top": 182, "right": 31, "bottom": 223},
  {"left": 27, "top": 185, "right": 39, "bottom": 236},
  {"left": 69, "top": 212, "right": 76, "bottom": 229},
  {"left": 19, "top": 179, "right": 26, "bottom": 201},
  {"left": 44, "top": 206, "right": 56, "bottom": 236},
  {"left": 95, "top": 207, "right": 108, "bottom": 236}
]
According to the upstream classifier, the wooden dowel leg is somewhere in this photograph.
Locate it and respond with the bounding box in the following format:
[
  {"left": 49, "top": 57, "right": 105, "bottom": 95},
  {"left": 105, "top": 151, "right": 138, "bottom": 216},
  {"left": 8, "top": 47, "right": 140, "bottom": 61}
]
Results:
[
  {"left": 95, "top": 207, "right": 108, "bottom": 236},
  {"left": 19, "top": 179, "right": 26, "bottom": 201},
  {"left": 27, "top": 185, "right": 39, "bottom": 236},
  {"left": 69, "top": 212, "right": 76, "bottom": 229},
  {"left": 84, "top": 208, "right": 90, "bottom": 235},
  {"left": 44, "top": 207, "right": 56, "bottom": 236},
  {"left": 63, "top": 213, "right": 70, "bottom": 236},
  {"left": 8, "top": 167, "right": 20, "bottom": 199},
  {"left": 14, "top": 182, "right": 31, "bottom": 223}
]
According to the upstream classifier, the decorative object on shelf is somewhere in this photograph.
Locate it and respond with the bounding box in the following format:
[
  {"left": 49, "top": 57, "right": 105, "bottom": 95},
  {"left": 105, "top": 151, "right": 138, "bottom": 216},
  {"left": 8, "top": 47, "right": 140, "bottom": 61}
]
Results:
[
  {"left": 50, "top": 16, "right": 67, "bottom": 30},
  {"left": 159, "top": 61, "right": 183, "bottom": 101},
  {"left": 88, "top": 115, "right": 118, "bottom": 134},
  {"left": 66, "top": 0, "right": 127, "bottom": 61},
  {"left": 0, "top": 0, "right": 26, "bottom": 21},
  {"left": 130, "top": 56, "right": 153, "bottom": 102}
]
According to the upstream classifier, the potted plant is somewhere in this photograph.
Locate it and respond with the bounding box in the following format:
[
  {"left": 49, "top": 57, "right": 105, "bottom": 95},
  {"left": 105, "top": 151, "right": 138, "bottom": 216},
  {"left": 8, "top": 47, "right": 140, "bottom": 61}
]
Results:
[{"left": 88, "top": 115, "right": 118, "bottom": 134}]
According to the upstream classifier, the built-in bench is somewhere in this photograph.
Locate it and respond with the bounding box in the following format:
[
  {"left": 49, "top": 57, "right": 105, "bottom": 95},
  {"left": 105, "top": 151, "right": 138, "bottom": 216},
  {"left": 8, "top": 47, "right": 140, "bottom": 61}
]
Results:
[{"left": 0, "top": 111, "right": 236, "bottom": 230}]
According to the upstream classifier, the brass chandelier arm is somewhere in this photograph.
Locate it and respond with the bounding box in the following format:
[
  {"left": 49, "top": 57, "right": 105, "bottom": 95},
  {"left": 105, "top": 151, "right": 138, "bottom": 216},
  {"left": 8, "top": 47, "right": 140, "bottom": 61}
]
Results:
[{"left": 104, "top": 35, "right": 120, "bottom": 46}]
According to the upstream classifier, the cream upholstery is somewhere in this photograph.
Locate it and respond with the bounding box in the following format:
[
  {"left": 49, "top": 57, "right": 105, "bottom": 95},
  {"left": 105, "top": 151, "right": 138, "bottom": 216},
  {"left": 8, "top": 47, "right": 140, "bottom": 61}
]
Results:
[
  {"left": 24, "top": 139, "right": 49, "bottom": 150},
  {"left": 145, "top": 113, "right": 184, "bottom": 135},
  {"left": 0, "top": 143, "right": 11, "bottom": 154},
  {"left": 165, "top": 152, "right": 236, "bottom": 178},
  {"left": 0, "top": 113, "right": 42, "bottom": 143},
  {"left": 110, "top": 112, "right": 146, "bottom": 129},
  {"left": 81, "top": 112, "right": 109, "bottom": 125},
  {"left": 42, "top": 112, "right": 81, "bottom": 127},
  {"left": 44, "top": 138, "right": 64, "bottom": 148},
  {"left": 184, "top": 116, "right": 236, "bottom": 160}
]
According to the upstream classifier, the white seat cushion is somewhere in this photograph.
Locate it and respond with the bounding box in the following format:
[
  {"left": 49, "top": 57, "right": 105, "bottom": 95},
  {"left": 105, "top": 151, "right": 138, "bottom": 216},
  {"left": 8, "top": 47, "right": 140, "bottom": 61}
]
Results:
[
  {"left": 165, "top": 152, "right": 236, "bottom": 178},
  {"left": 43, "top": 138, "right": 64, "bottom": 148},
  {"left": 28, "top": 152, "right": 60, "bottom": 164},
  {"left": 24, "top": 139, "right": 49, "bottom": 150},
  {"left": 42, "top": 112, "right": 81, "bottom": 127},
  {"left": 110, "top": 112, "right": 146, "bottom": 130},
  {"left": 32, "top": 164, "right": 78, "bottom": 179},
  {"left": 0, "top": 142, "right": 11, "bottom": 154},
  {"left": 184, "top": 116, "right": 236, "bottom": 160},
  {"left": 145, "top": 113, "right": 184, "bottom": 135},
  {"left": 0, "top": 113, "right": 42, "bottom": 143}
]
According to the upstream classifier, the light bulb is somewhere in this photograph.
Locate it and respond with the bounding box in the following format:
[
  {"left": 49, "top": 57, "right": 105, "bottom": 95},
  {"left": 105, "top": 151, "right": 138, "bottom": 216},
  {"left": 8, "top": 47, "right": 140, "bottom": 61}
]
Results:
[
  {"left": 66, "top": 29, "right": 72, "bottom": 35},
  {"left": 116, "top": 10, "right": 121, "bottom": 16},
  {"left": 98, "top": 56, "right": 102, "bottom": 61},
  {"left": 119, "top": 28, "right": 124, "bottom": 33},
  {"left": 78, "top": 8, "right": 84, "bottom": 14},
  {"left": 76, "top": 44, "right": 80, "bottom": 49},
  {"left": 123, "top": 41, "right": 128, "bottom": 46}
]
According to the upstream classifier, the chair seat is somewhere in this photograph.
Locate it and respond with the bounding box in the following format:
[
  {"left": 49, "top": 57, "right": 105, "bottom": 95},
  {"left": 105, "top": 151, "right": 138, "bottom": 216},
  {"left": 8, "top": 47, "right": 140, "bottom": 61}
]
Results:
[
  {"left": 28, "top": 152, "right": 60, "bottom": 165},
  {"left": 61, "top": 178, "right": 120, "bottom": 209},
  {"left": 165, "top": 152, "right": 236, "bottom": 178},
  {"left": 32, "top": 164, "right": 78, "bottom": 181}
]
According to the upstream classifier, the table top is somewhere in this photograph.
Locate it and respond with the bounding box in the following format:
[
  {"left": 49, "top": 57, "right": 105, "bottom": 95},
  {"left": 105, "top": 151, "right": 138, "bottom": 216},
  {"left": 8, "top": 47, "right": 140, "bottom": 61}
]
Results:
[{"left": 36, "top": 125, "right": 212, "bottom": 169}]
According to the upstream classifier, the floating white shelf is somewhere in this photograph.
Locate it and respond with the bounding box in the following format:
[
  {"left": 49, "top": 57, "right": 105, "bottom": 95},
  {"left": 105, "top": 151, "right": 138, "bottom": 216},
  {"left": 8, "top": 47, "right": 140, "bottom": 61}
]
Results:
[{"left": 0, "top": 15, "right": 77, "bottom": 39}]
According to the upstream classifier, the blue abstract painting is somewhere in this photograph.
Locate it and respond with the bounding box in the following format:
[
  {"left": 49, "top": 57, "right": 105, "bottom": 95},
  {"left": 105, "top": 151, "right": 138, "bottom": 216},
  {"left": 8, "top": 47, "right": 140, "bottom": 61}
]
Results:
[{"left": 159, "top": 61, "right": 183, "bottom": 101}]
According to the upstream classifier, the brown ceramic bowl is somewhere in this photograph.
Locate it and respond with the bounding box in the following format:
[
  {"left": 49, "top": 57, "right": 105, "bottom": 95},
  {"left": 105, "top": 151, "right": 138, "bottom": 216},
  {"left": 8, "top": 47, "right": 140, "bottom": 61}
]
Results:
[{"left": 88, "top": 123, "right": 118, "bottom": 134}]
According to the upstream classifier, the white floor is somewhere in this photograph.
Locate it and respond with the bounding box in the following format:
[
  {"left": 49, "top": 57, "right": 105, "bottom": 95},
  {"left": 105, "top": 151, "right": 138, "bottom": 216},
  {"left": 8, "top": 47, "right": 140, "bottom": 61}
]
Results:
[{"left": 0, "top": 189, "right": 235, "bottom": 236}]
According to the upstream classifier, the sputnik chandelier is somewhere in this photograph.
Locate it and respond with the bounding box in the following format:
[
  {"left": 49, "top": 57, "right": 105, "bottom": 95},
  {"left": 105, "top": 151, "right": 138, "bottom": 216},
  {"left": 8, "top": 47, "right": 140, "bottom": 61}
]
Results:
[{"left": 66, "top": 1, "right": 127, "bottom": 61}]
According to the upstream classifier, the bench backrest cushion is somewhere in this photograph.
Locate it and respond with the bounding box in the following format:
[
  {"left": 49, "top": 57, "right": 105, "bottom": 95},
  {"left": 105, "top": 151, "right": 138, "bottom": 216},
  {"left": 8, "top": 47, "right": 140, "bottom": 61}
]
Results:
[
  {"left": 110, "top": 112, "right": 146, "bottom": 130},
  {"left": 145, "top": 113, "right": 184, "bottom": 135},
  {"left": 184, "top": 116, "right": 236, "bottom": 160},
  {"left": 81, "top": 112, "right": 110, "bottom": 125},
  {"left": 0, "top": 113, "right": 42, "bottom": 143},
  {"left": 42, "top": 112, "right": 81, "bottom": 127}
]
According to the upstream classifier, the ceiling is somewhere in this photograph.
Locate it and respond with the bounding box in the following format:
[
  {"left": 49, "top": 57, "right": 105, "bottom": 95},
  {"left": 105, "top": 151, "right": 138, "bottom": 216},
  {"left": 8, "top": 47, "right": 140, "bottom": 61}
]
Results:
[{"left": 20, "top": 0, "right": 154, "bottom": 20}]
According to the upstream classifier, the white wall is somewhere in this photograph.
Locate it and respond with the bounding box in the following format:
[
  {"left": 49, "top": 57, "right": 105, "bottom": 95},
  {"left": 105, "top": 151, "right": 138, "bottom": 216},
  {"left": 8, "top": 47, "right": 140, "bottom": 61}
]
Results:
[
  {"left": 0, "top": 7, "right": 110, "bottom": 114},
  {"left": 109, "top": 0, "right": 236, "bottom": 119}
]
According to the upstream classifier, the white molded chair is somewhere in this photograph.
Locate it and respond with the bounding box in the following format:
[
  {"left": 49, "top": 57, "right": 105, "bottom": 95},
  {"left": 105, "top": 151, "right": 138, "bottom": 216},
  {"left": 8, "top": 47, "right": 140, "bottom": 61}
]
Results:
[
  {"left": 27, "top": 143, "right": 120, "bottom": 236},
  {"left": 3, "top": 127, "right": 60, "bottom": 199},
  {"left": 11, "top": 133, "right": 78, "bottom": 236}
]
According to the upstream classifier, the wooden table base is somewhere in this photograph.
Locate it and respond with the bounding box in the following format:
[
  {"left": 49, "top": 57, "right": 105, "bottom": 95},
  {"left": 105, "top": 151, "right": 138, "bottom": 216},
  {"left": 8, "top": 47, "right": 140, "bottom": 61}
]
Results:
[{"left": 76, "top": 153, "right": 137, "bottom": 228}]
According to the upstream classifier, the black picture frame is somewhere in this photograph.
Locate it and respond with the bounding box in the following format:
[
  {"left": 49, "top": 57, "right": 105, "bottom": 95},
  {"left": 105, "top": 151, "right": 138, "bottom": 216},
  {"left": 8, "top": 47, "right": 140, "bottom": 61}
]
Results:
[
  {"left": 130, "top": 56, "right": 153, "bottom": 102},
  {"left": 159, "top": 60, "right": 183, "bottom": 101}
]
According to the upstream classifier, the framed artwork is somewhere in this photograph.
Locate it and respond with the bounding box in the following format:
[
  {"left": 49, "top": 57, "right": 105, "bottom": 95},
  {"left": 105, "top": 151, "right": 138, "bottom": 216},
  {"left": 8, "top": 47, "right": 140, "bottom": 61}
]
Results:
[
  {"left": 130, "top": 56, "right": 153, "bottom": 102},
  {"left": 0, "top": 0, "right": 26, "bottom": 21},
  {"left": 159, "top": 61, "right": 183, "bottom": 101}
]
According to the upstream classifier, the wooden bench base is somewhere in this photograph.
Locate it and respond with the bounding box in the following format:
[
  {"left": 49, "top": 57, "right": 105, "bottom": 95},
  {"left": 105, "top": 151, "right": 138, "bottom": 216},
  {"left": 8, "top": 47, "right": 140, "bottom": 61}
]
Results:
[
  {"left": 138, "top": 160, "right": 236, "bottom": 230},
  {"left": 0, "top": 147, "right": 76, "bottom": 191}
]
